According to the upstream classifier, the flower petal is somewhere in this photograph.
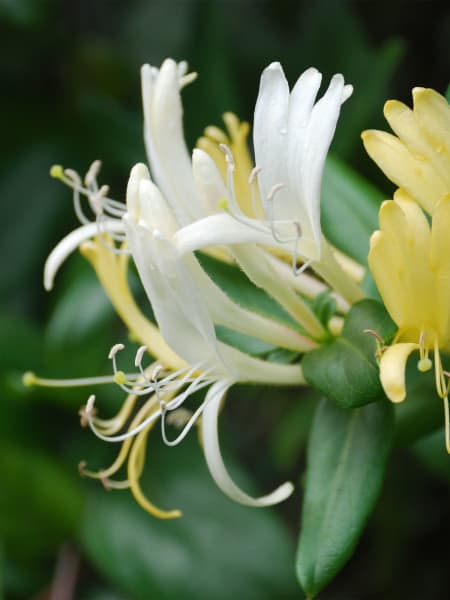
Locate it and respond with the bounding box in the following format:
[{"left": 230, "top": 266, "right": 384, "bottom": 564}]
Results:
[
  {"left": 202, "top": 380, "right": 295, "bottom": 506},
  {"left": 44, "top": 220, "right": 124, "bottom": 291},
  {"left": 361, "top": 129, "right": 447, "bottom": 214},
  {"left": 379, "top": 343, "right": 419, "bottom": 403},
  {"left": 141, "top": 59, "right": 200, "bottom": 224},
  {"left": 253, "top": 62, "right": 289, "bottom": 212},
  {"left": 301, "top": 73, "right": 348, "bottom": 249}
]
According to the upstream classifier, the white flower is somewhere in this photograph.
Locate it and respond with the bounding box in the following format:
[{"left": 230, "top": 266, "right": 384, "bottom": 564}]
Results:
[
  {"left": 120, "top": 163, "right": 304, "bottom": 507},
  {"left": 142, "top": 59, "right": 352, "bottom": 264}
]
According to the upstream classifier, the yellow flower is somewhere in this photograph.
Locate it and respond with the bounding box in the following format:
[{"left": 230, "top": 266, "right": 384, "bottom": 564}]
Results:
[
  {"left": 362, "top": 88, "right": 450, "bottom": 214},
  {"left": 368, "top": 189, "right": 450, "bottom": 450}
]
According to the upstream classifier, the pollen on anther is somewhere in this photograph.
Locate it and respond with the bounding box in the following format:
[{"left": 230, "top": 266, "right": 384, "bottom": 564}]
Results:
[
  {"left": 109, "top": 343, "right": 125, "bottom": 359},
  {"left": 135, "top": 345, "right": 148, "bottom": 368}
]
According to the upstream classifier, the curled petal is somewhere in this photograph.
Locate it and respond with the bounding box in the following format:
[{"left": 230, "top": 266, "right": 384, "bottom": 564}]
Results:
[
  {"left": 44, "top": 220, "right": 125, "bottom": 290},
  {"left": 202, "top": 380, "right": 295, "bottom": 507},
  {"left": 380, "top": 343, "right": 419, "bottom": 403}
]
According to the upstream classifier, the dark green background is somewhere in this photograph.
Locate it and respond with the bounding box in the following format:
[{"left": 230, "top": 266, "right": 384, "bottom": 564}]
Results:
[{"left": 1, "top": 1, "right": 449, "bottom": 598}]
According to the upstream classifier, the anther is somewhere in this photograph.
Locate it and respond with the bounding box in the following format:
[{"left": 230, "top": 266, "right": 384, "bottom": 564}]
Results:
[
  {"left": 134, "top": 345, "right": 148, "bottom": 368},
  {"left": 85, "top": 160, "right": 102, "bottom": 187},
  {"left": 267, "top": 183, "right": 285, "bottom": 202},
  {"left": 78, "top": 460, "right": 87, "bottom": 476},
  {"left": 248, "top": 166, "right": 262, "bottom": 185},
  {"left": 79, "top": 404, "right": 96, "bottom": 427},
  {"left": 109, "top": 344, "right": 125, "bottom": 359},
  {"left": 63, "top": 169, "right": 81, "bottom": 186},
  {"left": 151, "top": 365, "right": 163, "bottom": 382},
  {"left": 219, "top": 143, "right": 235, "bottom": 167},
  {"left": 363, "top": 329, "right": 384, "bottom": 343},
  {"left": 100, "top": 476, "right": 112, "bottom": 491},
  {"left": 166, "top": 408, "right": 193, "bottom": 429}
]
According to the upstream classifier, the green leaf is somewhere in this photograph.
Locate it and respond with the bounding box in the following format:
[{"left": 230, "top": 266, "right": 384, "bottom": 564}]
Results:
[
  {"left": 197, "top": 253, "right": 297, "bottom": 329},
  {"left": 310, "top": 291, "right": 337, "bottom": 329},
  {"left": 297, "top": 398, "right": 394, "bottom": 597},
  {"left": 0, "top": 441, "right": 83, "bottom": 560},
  {"left": 302, "top": 299, "right": 396, "bottom": 408},
  {"left": 321, "top": 155, "right": 383, "bottom": 265},
  {"left": 80, "top": 436, "right": 299, "bottom": 600}
]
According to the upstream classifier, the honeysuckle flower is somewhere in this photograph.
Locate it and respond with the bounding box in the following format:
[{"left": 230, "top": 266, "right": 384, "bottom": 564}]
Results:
[
  {"left": 368, "top": 189, "right": 450, "bottom": 451},
  {"left": 362, "top": 88, "right": 450, "bottom": 215},
  {"left": 142, "top": 58, "right": 364, "bottom": 325},
  {"left": 93, "top": 163, "right": 306, "bottom": 510},
  {"left": 33, "top": 56, "right": 365, "bottom": 519}
]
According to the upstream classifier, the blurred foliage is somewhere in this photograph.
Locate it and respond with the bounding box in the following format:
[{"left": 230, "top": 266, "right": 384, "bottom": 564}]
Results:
[{"left": 1, "top": 0, "right": 449, "bottom": 598}]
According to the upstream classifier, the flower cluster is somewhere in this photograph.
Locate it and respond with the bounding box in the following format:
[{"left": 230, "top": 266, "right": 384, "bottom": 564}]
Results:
[
  {"left": 363, "top": 87, "right": 450, "bottom": 450},
  {"left": 27, "top": 58, "right": 364, "bottom": 517}
]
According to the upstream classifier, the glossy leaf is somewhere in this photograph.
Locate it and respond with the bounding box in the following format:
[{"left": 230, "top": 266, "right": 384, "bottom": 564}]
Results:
[
  {"left": 303, "top": 299, "right": 396, "bottom": 408},
  {"left": 322, "top": 155, "right": 383, "bottom": 265},
  {"left": 297, "top": 398, "right": 394, "bottom": 597}
]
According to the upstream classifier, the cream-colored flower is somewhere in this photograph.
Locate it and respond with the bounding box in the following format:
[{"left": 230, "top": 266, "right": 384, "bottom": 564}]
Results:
[
  {"left": 369, "top": 189, "right": 450, "bottom": 451},
  {"left": 362, "top": 88, "right": 450, "bottom": 214}
]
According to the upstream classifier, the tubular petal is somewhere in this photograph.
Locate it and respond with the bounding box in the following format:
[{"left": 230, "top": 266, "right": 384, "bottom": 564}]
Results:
[
  {"left": 379, "top": 343, "right": 419, "bottom": 403},
  {"left": 202, "top": 381, "right": 295, "bottom": 507},
  {"left": 44, "top": 221, "right": 125, "bottom": 290}
]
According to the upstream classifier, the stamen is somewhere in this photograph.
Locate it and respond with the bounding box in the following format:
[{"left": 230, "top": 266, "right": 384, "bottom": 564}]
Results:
[
  {"left": 160, "top": 398, "right": 207, "bottom": 447},
  {"left": 64, "top": 169, "right": 82, "bottom": 186},
  {"left": 444, "top": 395, "right": 450, "bottom": 454},
  {"left": 363, "top": 329, "right": 386, "bottom": 361},
  {"left": 79, "top": 404, "right": 97, "bottom": 427},
  {"left": 248, "top": 166, "right": 264, "bottom": 219},
  {"left": 165, "top": 407, "right": 193, "bottom": 429},
  {"left": 85, "top": 160, "right": 102, "bottom": 188},
  {"left": 219, "top": 143, "right": 235, "bottom": 168},
  {"left": 135, "top": 345, "right": 148, "bottom": 368},
  {"left": 109, "top": 343, "right": 125, "bottom": 359},
  {"left": 22, "top": 371, "right": 122, "bottom": 388}
]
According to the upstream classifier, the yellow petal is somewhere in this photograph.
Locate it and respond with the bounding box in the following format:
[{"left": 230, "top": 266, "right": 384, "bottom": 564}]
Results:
[
  {"left": 430, "top": 197, "right": 450, "bottom": 344},
  {"left": 368, "top": 229, "right": 412, "bottom": 327},
  {"left": 362, "top": 129, "right": 447, "bottom": 213},
  {"left": 383, "top": 100, "right": 449, "bottom": 185},
  {"left": 413, "top": 88, "right": 450, "bottom": 152},
  {"left": 380, "top": 343, "right": 419, "bottom": 403}
]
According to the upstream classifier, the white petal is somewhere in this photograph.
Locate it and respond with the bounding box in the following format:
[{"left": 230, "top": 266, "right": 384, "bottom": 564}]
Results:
[
  {"left": 301, "top": 73, "right": 348, "bottom": 249},
  {"left": 124, "top": 217, "right": 222, "bottom": 369},
  {"left": 253, "top": 62, "right": 290, "bottom": 213},
  {"left": 202, "top": 380, "right": 295, "bottom": 507},
  {"left": 138, "top": 179, "right": 179, "bottom": 236},
  {"left": 218, "top": 343, "right": 306, "bottom": 385},
  {"left": 142, "top": 59, "right": 200, "bottom": 225},
  {"left": 192, "top": 148, "right": 228, "bottom": 215},
  {"left": 284, "top": 67, "right": 322, "bottom": 228},
  {"left": 126, "top": 163, "right": 150, "bottom": 222},
  {"left": 173, "top": 213, "right": 318, "bottom": 259},
  {"left": 43, "top": 220, "right": 124, "bottom": 291}
]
